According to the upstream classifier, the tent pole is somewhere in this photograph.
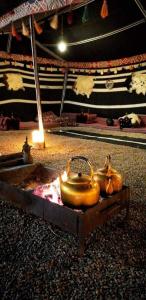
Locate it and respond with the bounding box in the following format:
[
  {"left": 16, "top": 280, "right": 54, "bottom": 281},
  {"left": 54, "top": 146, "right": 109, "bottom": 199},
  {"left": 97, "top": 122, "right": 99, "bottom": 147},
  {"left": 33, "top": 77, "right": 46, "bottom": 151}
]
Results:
[
  {"left": 60, "top": 69, "right": 68, "bottom": 117},
  {"left": 27, "top": 37, "right": 65, "bottom": 61},
  {"left": 29, "top": 15, "right": 44, "bottom": 144},
  {"left": 6, "top": 33, "right": 12, "bottom": 53},
  {"left": 134, "top": 0, "right": 146, "bottom": 18}
]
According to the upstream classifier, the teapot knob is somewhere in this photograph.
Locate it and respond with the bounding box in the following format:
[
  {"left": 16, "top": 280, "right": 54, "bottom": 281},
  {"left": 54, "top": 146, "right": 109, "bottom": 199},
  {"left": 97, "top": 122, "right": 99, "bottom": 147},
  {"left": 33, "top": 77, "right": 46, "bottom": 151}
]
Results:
[{"left": 78, "top": 172, "right": 82, "bottom": 177}]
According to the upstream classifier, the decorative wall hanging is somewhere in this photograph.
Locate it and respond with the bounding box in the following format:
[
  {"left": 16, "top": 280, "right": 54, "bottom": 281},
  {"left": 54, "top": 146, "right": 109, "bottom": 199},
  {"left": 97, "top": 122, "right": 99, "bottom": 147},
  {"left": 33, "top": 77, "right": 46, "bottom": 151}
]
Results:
[
  {"left": 11, "top": 23, "right": 22, "bottom": 41},
  {"left": 129, "top": 72, "right": 146, "bottom": 95},
  {"left": 4, "top": 73, "right": 24, "bottom": 91},
  {"left": 22, "top": 21, "right": 30, "bottom": 36},
  {"left": 100, "top": 0, "right": 108, "bottom": 19},
  {"left": 73, "top": 75, "right": 94, "bottom": 98},
  {"left": 82, "top": 5, "right": 89, "bottom": 23},
  {"left": 50, "top": 14, "right": 58, "bottom": 30},
  {"left": 0, "top": 0, "right": 82, "bottom": 30},
  {"left": 11, "top": 23, "right": 17, "bottom": 37},
  {"left": 67, "top": 11, "right": 73, "bottom": 25},
  {"left": 33, "top": 18, "right": 43, "bottom": 34},
  {"left": 0, "top": 51, "right": 146, "bottom": 69},
  {"left": 105, "top": 80, "right": 114, "bottom": 89}
]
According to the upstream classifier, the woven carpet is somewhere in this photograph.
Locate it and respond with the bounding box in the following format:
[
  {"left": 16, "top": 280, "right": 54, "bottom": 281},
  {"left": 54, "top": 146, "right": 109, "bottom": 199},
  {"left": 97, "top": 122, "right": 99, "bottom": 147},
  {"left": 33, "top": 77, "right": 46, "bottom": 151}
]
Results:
[{"left": 50, "top": 129, "right": 146, "bottom": 149}]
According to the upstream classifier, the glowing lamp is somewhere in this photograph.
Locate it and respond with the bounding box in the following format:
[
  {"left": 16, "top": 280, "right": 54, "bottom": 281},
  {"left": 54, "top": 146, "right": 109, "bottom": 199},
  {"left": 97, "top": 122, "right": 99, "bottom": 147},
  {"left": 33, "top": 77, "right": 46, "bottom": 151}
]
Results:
[
  {"left": 32, "top": 130, "right": 45, "bottom": 149},
  {"left": 57, "top": 40, "right": 67, "bottom": 53}
]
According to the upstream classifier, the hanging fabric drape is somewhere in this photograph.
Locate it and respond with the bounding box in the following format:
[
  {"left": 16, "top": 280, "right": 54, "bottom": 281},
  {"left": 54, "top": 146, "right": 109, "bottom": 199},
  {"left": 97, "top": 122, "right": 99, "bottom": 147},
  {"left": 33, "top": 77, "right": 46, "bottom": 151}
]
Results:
[
  {"left": 0, "top": 0, "right": 84, "bottom": 30},
  {"left": 22, "top": 21, "right": 30, "bottom": 36},
  {"left": 11, "top": 23, "right": 21, "bottom": 40},
  {"left": 33, "top": 18, "right": 43, "bottom": 34},
  {"left": 50, "top": 14, "right": 58, "bottom": 30},
  {"left": 100, "top": 0, "right": 108, "bottom": 19},
  {"left": 67, "top": 11, "right": 73, "bottom": 25},
  {"left": 82, "top": 5, "right": 89, "bottom": 23}
]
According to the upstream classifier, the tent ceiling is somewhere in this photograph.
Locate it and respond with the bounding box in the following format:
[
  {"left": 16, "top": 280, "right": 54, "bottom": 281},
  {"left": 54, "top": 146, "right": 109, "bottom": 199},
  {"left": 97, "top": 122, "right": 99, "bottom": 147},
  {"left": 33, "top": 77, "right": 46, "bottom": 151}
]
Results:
[
  {"left": 0, "top": 0, "right": 146, "bottom": 62},
  {"left": 0, "top": 1, "right": 25, "bottom": 17}
]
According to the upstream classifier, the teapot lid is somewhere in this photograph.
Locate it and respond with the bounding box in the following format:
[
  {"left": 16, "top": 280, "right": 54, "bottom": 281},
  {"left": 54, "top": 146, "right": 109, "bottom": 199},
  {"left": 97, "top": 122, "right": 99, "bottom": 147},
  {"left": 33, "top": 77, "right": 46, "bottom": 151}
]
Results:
[{"left": 67, "top": 172, "right": 91, "bottom": 186}]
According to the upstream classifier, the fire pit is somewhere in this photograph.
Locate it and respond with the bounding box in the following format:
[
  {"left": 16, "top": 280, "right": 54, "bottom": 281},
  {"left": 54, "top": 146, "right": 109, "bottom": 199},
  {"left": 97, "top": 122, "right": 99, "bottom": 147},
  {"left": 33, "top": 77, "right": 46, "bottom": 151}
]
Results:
[{"left": 0, "top": 162, "right": 130, "bottom": 255}]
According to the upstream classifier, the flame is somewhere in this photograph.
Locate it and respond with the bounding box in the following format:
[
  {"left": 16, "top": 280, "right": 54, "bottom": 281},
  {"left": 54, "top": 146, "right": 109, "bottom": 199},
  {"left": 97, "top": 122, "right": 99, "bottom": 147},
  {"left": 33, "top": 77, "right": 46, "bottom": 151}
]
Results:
[
  {"left": 33, "top": 176, "right": 63, "bottom": 206},
  {"left": 32, "top": 130, "right": 44, "bottom": 143},
  {"left": 61, "top": 171, "right": 67, "bottom": 182}
]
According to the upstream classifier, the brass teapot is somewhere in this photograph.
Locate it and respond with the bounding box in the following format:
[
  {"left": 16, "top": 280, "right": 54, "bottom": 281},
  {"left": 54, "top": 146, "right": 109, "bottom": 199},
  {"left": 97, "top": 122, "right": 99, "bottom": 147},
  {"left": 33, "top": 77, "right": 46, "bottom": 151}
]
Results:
[
  {"left": 60, "top": 156, "right": 100, "bottom": 207},
  {"left": 93, "top": 155, "right": 123, "bottom": 195}
]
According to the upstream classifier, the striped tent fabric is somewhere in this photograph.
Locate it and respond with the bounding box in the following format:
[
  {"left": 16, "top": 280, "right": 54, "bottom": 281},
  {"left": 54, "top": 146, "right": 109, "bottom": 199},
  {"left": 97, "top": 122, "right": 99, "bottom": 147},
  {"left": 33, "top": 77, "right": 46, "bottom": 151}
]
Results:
[
  {"left": 0, "top": 59, "right": 63, "bottom": 120},
  {"left": 0, "top": 58, "right": 146, "bottom": 120},
  {"left": 64, "top": 63, "right": 146, "bottom": 118}
]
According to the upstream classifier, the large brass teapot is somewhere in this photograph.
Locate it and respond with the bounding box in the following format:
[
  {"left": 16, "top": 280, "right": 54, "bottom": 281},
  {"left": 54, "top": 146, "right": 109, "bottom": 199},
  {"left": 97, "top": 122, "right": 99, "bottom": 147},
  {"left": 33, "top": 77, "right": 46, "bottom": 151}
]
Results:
[{"left": 60, "top": 156, "right": 100, "bottom": 207}]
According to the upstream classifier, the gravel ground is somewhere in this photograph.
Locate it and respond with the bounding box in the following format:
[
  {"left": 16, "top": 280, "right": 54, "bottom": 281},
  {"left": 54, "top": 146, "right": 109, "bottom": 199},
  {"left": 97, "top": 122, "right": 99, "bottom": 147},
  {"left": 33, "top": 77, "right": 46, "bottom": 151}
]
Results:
[{"left": 0, "top": 127, "right": 146, "bottom": 300}]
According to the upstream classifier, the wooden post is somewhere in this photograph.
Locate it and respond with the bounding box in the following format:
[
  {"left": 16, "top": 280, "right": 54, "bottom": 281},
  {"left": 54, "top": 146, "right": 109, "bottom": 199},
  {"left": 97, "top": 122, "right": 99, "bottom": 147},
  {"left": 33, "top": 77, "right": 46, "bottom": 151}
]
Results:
[
  {"left": 6, "top": 33, "right": 12, "bottom": 53},
  {"left": 29, "top": 15, "right": 44, "bottom": 140},
  {"left": 134, "top": 0, "right": 146, "bottom": 18},
  {"left": 60, "top": 69, "right": 68, "bottom": 117}
]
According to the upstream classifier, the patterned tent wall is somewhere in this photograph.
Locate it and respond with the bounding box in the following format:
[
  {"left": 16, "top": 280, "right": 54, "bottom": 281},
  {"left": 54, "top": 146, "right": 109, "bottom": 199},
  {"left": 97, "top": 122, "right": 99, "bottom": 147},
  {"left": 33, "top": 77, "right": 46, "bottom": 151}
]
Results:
[
  {"left": 0, "top": 59, "right": 63, "bottom": 121},
  {"left": 64, "top": 64, "right": 146, "bottom": 118},
  {"left": 0, "top": 57, "right": 146, "bottom": 121}
]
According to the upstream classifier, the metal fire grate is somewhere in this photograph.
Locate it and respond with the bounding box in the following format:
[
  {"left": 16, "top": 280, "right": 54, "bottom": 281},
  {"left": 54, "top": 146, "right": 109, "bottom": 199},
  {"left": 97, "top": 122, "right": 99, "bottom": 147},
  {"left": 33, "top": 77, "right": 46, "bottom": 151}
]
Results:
[{"left": 0, "top": 162, "right": 130, "bottom": 255}]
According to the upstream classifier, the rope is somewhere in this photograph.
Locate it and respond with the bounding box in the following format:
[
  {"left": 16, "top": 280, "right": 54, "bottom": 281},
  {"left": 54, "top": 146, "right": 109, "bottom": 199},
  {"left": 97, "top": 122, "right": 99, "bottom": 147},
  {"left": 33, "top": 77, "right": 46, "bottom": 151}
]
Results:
[{"left": 45, "top": 18, "right": 146, "bottom": 47}]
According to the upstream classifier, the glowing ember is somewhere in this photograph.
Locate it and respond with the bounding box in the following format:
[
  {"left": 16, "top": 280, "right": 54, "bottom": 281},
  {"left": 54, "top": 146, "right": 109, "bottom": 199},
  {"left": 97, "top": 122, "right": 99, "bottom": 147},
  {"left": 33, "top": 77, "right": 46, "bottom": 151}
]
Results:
[{"left": 33, "top": 176, "right": 63, "bottom": 205}]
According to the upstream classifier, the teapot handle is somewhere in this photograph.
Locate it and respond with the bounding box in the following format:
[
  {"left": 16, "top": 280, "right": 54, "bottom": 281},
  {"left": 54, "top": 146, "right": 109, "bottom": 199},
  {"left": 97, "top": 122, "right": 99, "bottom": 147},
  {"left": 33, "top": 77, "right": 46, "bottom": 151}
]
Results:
[{"left": 66, "top": 156, "right": 94, "bottom": 179}]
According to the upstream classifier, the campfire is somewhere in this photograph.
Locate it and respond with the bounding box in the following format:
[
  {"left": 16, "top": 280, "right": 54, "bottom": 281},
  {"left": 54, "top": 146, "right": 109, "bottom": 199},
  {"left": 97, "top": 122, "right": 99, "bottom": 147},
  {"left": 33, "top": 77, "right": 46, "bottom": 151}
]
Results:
[
  {"left": 33, "top": 176, "right": 63, "bottom": 206},
  {"left": 23, "top": 171, "right": 67, "bottom": 206},
  {"left": 0, "top": 161, "right": 130, "bottom": 255}
]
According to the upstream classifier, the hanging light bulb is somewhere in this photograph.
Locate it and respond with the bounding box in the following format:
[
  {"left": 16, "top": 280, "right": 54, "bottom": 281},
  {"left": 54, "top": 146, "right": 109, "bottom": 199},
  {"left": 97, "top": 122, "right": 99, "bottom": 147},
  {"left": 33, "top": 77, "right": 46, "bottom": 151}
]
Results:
[
  {"left": 57, "top": 40, "right": 67, "bottom": 52},
  {"left": 57, "top": 16, "right": 67, "bottom": 53}
]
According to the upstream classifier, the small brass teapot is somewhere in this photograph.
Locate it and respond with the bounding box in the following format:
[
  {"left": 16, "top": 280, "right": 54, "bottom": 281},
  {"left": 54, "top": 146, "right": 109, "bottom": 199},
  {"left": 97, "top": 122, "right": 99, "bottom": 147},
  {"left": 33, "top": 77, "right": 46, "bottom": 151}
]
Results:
[
  {"left": 22, "top": 136, "right": 33, "bottom": 164},
  {"left": 60, "top": 156, "right": 100, "bottom": 207},
  {"left": 93, "top": 155, "right": 123, "bottom": 195}
]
